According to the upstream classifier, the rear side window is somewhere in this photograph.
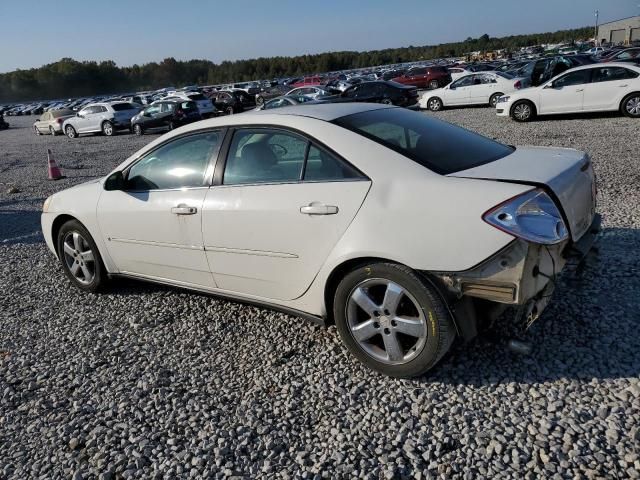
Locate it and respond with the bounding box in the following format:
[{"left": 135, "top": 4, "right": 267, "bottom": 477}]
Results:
[
  {"left": 112, "top": 103, "right": 137, "bottom": 111},
  {"left": 592, "top": 66, "right": 639, "bottom": 82},
  {"left": 187, "top": 93, "right": 206, "bottom": 100},
  {"left": 332, "top": 108, "right": 514, "bottom": 175}
]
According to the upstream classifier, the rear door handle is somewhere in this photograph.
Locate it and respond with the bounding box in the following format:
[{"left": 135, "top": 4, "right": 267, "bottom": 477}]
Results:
[
  {"left": 576, "top": 88, "right": 584, "bottom": 92},
  {"left": 171, "top": 204, "right": 197, "bottom": 215},
  {"left": 619, "top": 84, "right": 628, "bottom": 87},
  {"left": 300, "top": 203, "right": 339, "bottom": 215}
]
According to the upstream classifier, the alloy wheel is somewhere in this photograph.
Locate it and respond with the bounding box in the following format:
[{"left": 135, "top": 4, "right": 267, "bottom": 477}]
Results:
[
  {"left": 346, "top": 278, "right": 428, "bottom": 365},
  {"left": 62, "top": 231, "right": 95, "bottom": 285},
  {"left": 428, "top": 98, "right": 442, "bottom": 111},
  {"left": 626, "top": 96, "right": 640, "bottom": 116},
  {"left": 513, "top": 103, "right": 531, "bottom": 121},
  {"left": 103, "top": 122, "right": 113, "bottom": 136}
]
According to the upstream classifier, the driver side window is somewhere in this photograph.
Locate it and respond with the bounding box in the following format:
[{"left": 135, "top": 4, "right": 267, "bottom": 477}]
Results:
[
  {"left": 126, "top": 131, "right": 221, "bottom": 190},
  {"left": 553, "top": 69, "right": 591, "bottom": 88},
  {"left": 452, "top": 75, "right": 475, "bottom": 88}
]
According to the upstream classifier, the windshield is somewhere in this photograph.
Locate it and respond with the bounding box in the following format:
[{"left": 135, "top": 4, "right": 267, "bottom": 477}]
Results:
[{"left": 332, "top": 108, "right": 514, "bottom": 175}]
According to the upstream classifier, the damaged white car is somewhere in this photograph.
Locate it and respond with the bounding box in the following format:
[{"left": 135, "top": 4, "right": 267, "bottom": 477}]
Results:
[{"left": 41, "top": 104, "right": 599, "bottom": 377}]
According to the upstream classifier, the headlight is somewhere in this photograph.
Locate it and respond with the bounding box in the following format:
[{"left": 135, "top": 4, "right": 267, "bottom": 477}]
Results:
[
  {"left": 483, "top": 189, "right": 568, "bottom": 245},
  {"left": 42, "top": 195, "right": 53, "bottom": 212},
  {"left": 497, "top": 96, "right": 510, "bottom": 103}
]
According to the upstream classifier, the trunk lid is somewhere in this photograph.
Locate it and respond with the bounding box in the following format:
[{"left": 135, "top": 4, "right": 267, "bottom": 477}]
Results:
[{"left": 449, "top": 146, "right": 596, "bottom": 241}]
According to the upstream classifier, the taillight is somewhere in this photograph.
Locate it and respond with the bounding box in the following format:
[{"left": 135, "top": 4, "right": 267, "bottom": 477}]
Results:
[
  {"left": 483, "top": 189, "right": 568, "bottom": 245},
  {"left": 514, "top": 80, "right": 522, "bottom": 89},
  {"left": 57, "top": 118, "right": 64, "bottom": 124}
]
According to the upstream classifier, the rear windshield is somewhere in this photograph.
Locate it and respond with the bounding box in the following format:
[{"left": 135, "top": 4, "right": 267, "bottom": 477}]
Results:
[
  {"left": 112, "top": 103, "right": 137, "bottom": 111},
  {"left": 187, "top": 93, "right": 206, "bottom": 100},
  {"left": 332, "top": 108, "right": 514, "bottom": 175}
]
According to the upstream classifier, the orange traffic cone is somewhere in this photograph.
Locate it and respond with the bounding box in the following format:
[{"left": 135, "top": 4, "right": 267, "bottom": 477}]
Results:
[{"left": 47, "top": 149, "right": 64, "bottom": 180}]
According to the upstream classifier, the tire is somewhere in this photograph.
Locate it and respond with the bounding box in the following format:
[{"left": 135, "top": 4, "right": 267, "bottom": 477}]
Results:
[
  {"left": 511, "top": 100, "right": 535, "bottom": 122},
  {"left": 56, "top": 219, "right": 107, "bottom": 293},
  {"left": 65, "top": 125, "right": 77, "bottom": 138},
  {"left": 33, "top": 125, "right": 41, "bottom": 135},
  {"left": 621, "top": 93, "right": 640, "bottom": 118},
  {"left": 427, "top": 97, "right": 443, "bottom": 112},
  {"left": 102, "top": 121, "right": 114, "bottom": 136},
  {"left": 168, "top": 121, "right": 176, "bottom": 131},
  {"left": 489, "top": 92, "right": 503, "bottom": 108},
  {"left": 429, "top": 80, "right": 439, "bottom": 89},
  {"left": 333, "top": 262, "right": 455, "bottom": 378},
  {"left": 256, "top": 96, "right": 264, "bottom": 106},
  {"left": 49, "top": 126, "right": 57, "bottom": 136},
  {"left": 381, "top": 98, "right": 394, "bottom": 105},
  {"left": 225, "top": 106, "right": 234, "bottom": 115},
  {"left": 133, "top": 124, "right": 143, "bottom": 136}
]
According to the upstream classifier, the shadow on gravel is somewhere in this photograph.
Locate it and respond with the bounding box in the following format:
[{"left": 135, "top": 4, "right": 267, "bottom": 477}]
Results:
[
  {"left": 529, "top": 111, "right": 623, "bottom": 122},
  {"left": 0, "top": 209, "right": 43, "bottom": 245},
  {"left": 424, "top": 226, "right": 640, "bottom": 386}
]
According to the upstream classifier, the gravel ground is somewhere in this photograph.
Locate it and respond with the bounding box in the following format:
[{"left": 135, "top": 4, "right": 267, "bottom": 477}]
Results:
[{"left": 1, "top": 110, "right": 639, "bottom": 479}]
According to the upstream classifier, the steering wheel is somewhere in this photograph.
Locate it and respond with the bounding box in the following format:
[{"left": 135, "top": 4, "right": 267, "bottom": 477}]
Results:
[{"left": 269, "top": 143, "right": 288, "bottom": 157}]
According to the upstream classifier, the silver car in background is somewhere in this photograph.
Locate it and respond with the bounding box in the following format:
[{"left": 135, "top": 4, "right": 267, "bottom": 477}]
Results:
[
  {"left": 62, "top": 101, "right": 141, "bottom": 138},
  {"left": 33, "top": 109, "right": 75, "bottom": 135}
]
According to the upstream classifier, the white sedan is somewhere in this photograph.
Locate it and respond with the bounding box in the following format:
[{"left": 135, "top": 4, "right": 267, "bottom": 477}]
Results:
[
  {"left": 420, "top": 72, "right": 525, "bottom": 111},
  {"left": 42, "top": 104, "right": 599, "bottom": 377},
  {"left": 497, "top": 63, "right": 640, "bottom": 121}
]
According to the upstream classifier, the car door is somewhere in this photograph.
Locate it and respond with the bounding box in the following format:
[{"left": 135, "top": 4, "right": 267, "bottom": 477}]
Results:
[
  {"left": 201, "top": 127, "right": 371, "bottom": 301},
  {"left": 445, "top": 75, "right": 474, "bottom": 105},
  {"left": 470, "top": 73, "right": 497, "bottom": 104},
  {"left": 538, "top": 69, "right": 592, "bottom": 114},
  {"left": 73, "top": 106, "right": 92, "bottom": 132},
  {"left": 141, "top": 104, "right": 162, "bottom": 129},
  {"left": 84, "top": 106, "right": 105, "bottom": 132},
  {"left": 97, "top": 130, "right": 223, "bottom": 287},
  {"left": 583, "top": 66, "right": 638, "bottom": 111}
]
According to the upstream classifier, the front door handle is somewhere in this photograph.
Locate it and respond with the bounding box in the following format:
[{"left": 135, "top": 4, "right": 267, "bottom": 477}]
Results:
[
  {"left": 576, "top": 88, "right": 584, "bottom": 92},
  {"left": 300, "top": 202, "right": 339, "bottom": 215},
  {"left": 171, "top": 204, "right": 197, "bottom": 215},
  {"left": 619, "top": 84, "right": 628, "bottom": 87}
]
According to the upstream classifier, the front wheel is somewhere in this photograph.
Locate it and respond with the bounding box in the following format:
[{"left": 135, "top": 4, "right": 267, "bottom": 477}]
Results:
[
  {"left": 333, "top": 262, "right": 455, "bottom": 378},
  {"left": 56, "top": 220, "right": 107, "bottom": 293},
  {"left": 65, "top": 125, "right": 77, "bottom": 138},
  {"left": 102, "top": 121, "right": 114, "bottom": 136},
  {"left": 621, "top": 93, "right": 640, "bottom": 118},
  {"left": 427, "top": 97, "right": 443, "bottom": 111},
  {"left": 489, "top": 92, "right": 503, "bottom": 108},
  {"left": 49, "top": 126, "right": 57, "bottom": 136},
  {"left": 133, "top": 124, "right": 143, "bottom": 136},
  {"left": 511, "top": 100, "right": 535, "bottom": 122},
  {"left": 33, "top": 125, "right": 41, "bottom": 135}
]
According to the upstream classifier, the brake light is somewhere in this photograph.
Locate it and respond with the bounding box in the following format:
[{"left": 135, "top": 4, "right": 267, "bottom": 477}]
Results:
[
  {"left": 514, "top": 80, "right": 522, "bottom": 89},
  {"left": 483, "top": 189, "right": 568, "bottom": 245},
  {"left": 57, "top": 118, "right": 64, "bottom": 124}
]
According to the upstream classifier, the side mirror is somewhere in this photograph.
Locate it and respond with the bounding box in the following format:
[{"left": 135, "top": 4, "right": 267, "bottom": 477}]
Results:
[
  {"left": 104, "top": 171, "right": 125, "bottom": 191},
  {"left": 449, "top": 85, "right": 456, "bottom": 90},
  {"left": 543, "top": 83, "right": 555, "bottom": 89}
]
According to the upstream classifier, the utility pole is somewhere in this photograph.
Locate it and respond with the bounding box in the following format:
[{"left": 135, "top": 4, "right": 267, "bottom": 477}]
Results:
[{"left": 594, "top": 10, "right": 599, "bottom": 46}]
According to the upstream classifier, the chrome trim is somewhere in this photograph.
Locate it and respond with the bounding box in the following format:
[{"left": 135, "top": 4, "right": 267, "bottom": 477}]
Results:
[
  {"left": 204, "top": 245, "right": 298, "bottom": 258},
  {"left": 109, "top": 237, "right": 204, "bottom": 251}
]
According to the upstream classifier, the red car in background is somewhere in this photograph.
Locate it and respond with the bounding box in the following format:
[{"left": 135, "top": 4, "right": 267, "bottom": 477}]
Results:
[
  {"left": 392, "top": 65, "right": 452, "bottom": 89},
  {"left": 289, "top": 76, "right": 323, "bottom": 88}
]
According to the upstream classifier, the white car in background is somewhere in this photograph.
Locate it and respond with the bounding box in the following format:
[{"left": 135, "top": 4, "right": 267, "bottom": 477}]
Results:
[
  {"left": 41, "top": 104, "right": 599, "bottom": 377},
  {"left": 286, "top": 86, "right": 334, "bottom": 99},
  {"left": 421, "top": 72, "right": 525, "bottom": 111},
  {"left": 497, "top": 63, "right": 640, "bottom": 121},
  {"left": 165, "top": 91, "right": 217, "bottom": 117},
  {"left": 62, "top": 102, "right": 141, "bottom": 138}
]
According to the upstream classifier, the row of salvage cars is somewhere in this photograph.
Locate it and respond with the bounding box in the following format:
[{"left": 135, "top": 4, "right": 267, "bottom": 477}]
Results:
[
  {"left": 42, "top": 103, "right": 600, "bottom": 377},
  {"left": 421, "top": 63, "right": 640, "bottom": 120}
]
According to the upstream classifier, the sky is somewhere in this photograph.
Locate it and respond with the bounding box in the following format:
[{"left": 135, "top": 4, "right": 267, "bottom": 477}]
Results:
[{"left": 0, "top": 0, "right": 638, "bottom": 73}]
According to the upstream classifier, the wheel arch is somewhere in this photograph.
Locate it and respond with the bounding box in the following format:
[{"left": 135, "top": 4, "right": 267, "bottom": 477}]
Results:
[
  {"left": 510, "top": 98, "right": 537, "bottom": 117},
  {"left": 51, "top": 214, "right": 78, "bottom": 257},
  {"left": 620, "top": 91, "right": 640, "bottom": 113}
]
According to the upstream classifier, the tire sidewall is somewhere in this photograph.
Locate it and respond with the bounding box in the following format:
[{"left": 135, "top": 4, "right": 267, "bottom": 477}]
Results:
[
  {"left": 66, "top": 126, "right": 76, "bottom": 138},
  {"left": 56, "top": 220, "right": 106, "bottom": 293},
  {"left": 102, "top": 121, "right": 114, "bottom": 136},
  {"left": 511, "top": 100, "right": 534, "bottom": 122},
  {"left": 333, "top": 263, "right": 452, "bottom": 377},
  {"left": 622, "top": 94, "right": 640, "bottom": 118},
  {"left": 428, "top": 97, "right": 442, "bottom": 111}
]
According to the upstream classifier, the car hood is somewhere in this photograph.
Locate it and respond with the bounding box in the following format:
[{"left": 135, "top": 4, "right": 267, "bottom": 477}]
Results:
[{"left": 449, "top": 146, "right": 596, "bottom": 241}]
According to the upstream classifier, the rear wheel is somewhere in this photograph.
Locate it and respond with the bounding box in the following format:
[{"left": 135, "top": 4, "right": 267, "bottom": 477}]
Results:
[
  {"left": 621, "top": 93, "right": 640, "bottom": 118},
  {"left": 427, "top": 97, "right": 443, "bottom": 111},
  {"left": 333, "top": 262, "right": 455, "bottom": 378},
  {"left": 256, "top": 96, "right": 265, "bottom": 106},
  {"left": 49, "top": 126, "right": 57, "bottom": 136},
  {"left": 102, "top": 121, "right": 114, "bottom": 136},
  {"left": 133, "top": 124, "right": 143, "bottom": 136},
  {"left": 65, "top": 125, "right": 77, "bottom": 138},
  {"left": 33, "top": 125, "right": 41, "bottom": 135},
  {"left": 56, "top": 220, "right": 107, "bottom": 293},
  {"left": 511, "top": 100, "right": 535, "bottom": 122},
  {"left": 225, "top": 106, "right": 234, "bottom": 115},
  {"left": 489, "top": 92, "right": 503, "bottom": 108}
]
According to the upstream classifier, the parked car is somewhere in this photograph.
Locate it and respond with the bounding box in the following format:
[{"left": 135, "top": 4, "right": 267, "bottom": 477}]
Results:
[
  {"left": 257, "top": 95, "right": 319, "bottom": 110},
  {"left": 513, "top": 55, "right": 596, "bottom": 87},
  {"left": 327, "top": 81, "right": 419, "bottom": 108},
  {"left": 33, "top": 109, "right": 76, "bottom": 136},
  {"left": 131, "top": 100, "right": 201, "bottom": 135},
  {"left": 586, "top": 46, "right": 605, "bottom": 56},
  {"left": 289, "top": 76, "right": 323, "bottom": 88},
  {"left": 62, "top": 102, "right": 141, "bottom": 138},
  {"left": 286, "top": 86, "right": 335, "bottom": 99},
  {"left": 421, "top": 72, "right": 524, "bottom": 111},
  {"left": 391, "top": 66, "right": 451, "bottom": 89},
  {"left": 599, "top": 48, "right": 640, "bottom": 63},
  {"left": 496, "top": 63, "right": 640, "bottom": 121},
  {"left": 41, "top": 103, "right": 599, "bottom": 377},
  {"left": 165, "top": 91, "right": 216, "bottom": 117},
  {"left": 209, "top": 90, "right": 256, "bottom": 114},
  {"left": 255, "top": 84, "right": 291, "bottom": 106}
]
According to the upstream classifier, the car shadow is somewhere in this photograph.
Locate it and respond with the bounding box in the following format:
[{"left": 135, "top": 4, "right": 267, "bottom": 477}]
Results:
[
  {"left": 422, "top": 226, "right": 640, "bottom": 385},
  {"left": 531, "top": 111, "right": 623, "bottom": 122},
  {"left": 0, "top": 209, "right": 44, "bottom": 245}
]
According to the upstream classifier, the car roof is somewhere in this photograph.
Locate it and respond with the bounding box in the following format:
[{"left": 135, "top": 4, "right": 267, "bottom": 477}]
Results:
[
  {"left": 567, "top": 62, "right": 640, "bottom": 72},
  {"left": 253, "top": 102, "right": 392, "bottom": 121}
]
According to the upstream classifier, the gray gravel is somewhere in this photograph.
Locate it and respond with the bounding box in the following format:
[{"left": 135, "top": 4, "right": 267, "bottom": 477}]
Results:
[{"left": 1, "top": 111, "right": 639, "bottom": 479}]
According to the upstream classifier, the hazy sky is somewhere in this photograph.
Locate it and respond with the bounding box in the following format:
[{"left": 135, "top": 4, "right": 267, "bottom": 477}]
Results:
[{"left": 0, "top": 0, "right": 638, "bottom": 73}]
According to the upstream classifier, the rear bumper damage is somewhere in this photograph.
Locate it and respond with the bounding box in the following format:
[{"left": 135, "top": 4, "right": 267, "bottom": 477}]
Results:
[{"left": 430, "top": 214, "right": 601, "bottom": 339}]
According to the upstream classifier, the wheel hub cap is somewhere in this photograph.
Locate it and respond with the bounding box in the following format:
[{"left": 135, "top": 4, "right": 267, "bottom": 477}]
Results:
[{"left": 62, "top": 232, "right": 95, "bottom": 285}]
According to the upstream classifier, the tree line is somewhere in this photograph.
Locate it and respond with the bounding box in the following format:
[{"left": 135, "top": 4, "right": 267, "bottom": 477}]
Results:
[{"left": 0, "top": 26, "right": 593, "bottom": 102}]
